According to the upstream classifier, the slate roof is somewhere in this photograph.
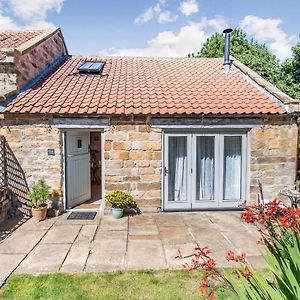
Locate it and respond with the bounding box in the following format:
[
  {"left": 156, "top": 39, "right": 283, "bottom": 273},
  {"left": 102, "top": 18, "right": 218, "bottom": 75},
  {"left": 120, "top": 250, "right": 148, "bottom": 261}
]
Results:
[{"left": 4, "top": 56, "right": 286, "bottom": 115}]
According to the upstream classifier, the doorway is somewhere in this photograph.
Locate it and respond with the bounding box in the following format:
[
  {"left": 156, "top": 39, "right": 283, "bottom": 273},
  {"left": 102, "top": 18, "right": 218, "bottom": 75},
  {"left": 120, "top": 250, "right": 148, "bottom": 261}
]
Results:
[
  {"left": 64, "top": 130, "right": 102, "bottom": 210},
  {"left": 163, "top": 131, "right": 248, "bottom": 210}
]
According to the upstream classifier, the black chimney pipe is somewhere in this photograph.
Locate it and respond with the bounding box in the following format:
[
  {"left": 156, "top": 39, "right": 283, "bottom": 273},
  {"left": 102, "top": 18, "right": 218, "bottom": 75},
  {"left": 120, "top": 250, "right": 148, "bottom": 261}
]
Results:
[{"left": 223, "top": 28, "right": 232, "bottom": 73}]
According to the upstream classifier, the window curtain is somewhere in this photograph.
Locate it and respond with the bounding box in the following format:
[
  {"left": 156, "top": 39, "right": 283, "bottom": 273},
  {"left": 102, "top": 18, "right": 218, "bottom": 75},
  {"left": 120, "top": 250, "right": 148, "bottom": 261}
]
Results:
[
  {"left": 168, "top": 137, "right": 187, "bottom": 201},
  {"left": 223, "top": 136, "right": 242, "bottom": 199},
  {"left": 196, "top": 136, "right": 215, "bottom": 200}
]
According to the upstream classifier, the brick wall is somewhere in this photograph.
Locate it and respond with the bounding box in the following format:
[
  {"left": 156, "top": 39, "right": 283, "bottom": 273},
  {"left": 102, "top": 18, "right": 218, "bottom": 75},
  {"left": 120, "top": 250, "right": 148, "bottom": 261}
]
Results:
[
  {"left": 0, "top": 29, "right": 66, "bottom": 102},
  {"left": 104, "top": 122, "right": 162, "bottom": 209},
  {"left": 249, "top": 118, "right": 298, "bottom": 203},
  {"left": 14, "top": 30, "right": 66, "bottom": 89}
]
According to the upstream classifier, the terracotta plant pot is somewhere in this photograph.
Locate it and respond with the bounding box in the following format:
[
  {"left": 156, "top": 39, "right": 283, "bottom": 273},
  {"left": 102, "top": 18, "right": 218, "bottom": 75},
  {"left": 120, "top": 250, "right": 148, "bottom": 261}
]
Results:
[{"left": 32, "top": 205, "right": 47, "bottom": 222}]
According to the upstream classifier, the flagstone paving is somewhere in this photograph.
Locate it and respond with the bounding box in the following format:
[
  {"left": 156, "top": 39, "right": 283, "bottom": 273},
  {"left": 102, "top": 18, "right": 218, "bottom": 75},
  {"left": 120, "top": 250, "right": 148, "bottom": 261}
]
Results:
[{"left": 0, "top": 211, "right": 266, "bottom": 287}]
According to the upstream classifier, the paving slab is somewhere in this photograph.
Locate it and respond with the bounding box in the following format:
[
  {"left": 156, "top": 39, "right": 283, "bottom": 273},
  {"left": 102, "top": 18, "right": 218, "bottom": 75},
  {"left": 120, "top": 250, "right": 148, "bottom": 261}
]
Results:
[
  {"left": 246, "top": 255, "right": 268, "bottom": 269},
  {"left": 85, "top": 246, "right": 125, "bottom": 272},
  {"left": 73, "top": 225, "right": 97, "bottom": 247},
  {"left": 127, "top": 240, "right": 167, "bottom": 270},
  {"left": 18, "top": 217, "right": 58, "bottom": 231},
  {"left": 0, "top": 254, "right": 26, "bottom": 285},
  {"left": 221, "top": 231, "right": 262, "bottom": 256},
  {"left": 190, "top": 227, "right": 225, "bottom": 242},
  {"left": 206, "top": 211, "right": 248, "bottom": 232},
  {"left": 40, "top": 225, "right": 81, "bottom": 244},
  {"left": 155, "top": 214, "right": 186, "bottom": 227},
  {"left": 15, "top": 244, "right": 71, "bottom": 274},
  {"left": 159, "top": 226, "right": 193, "bottom": 245},
  {"left": 100, "top": 215, "right": 128, "bottom": 231},
  {"left": 92, "top": 230, "right": 127, "bottom": 253},
  {"left": 181, "top": 213, "right": 215, "bottom": 228},
  {"left": 0, "top": 230, "right": 46, "bottom": 254},
  {"left": 129, "top": 224, "right": 159, "bottom": 235},
  {"left": 163, "top": 243, "right": 196, "bottom": 269},
  {"left": 60, "top": 245, "right": 90, "bottom": 273},
  {"left": 129, "top": 215, "right": 156, "bottom": 226}
]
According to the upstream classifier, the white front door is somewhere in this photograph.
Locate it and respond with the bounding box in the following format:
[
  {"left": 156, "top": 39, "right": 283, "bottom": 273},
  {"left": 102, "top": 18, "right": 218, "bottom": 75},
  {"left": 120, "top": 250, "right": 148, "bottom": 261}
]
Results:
[
  {"left": 164, "top": 131, "right": 247, "bottom": 210},
  {"left": 66, "top": 131, "right": 91, "bottom": 208}
]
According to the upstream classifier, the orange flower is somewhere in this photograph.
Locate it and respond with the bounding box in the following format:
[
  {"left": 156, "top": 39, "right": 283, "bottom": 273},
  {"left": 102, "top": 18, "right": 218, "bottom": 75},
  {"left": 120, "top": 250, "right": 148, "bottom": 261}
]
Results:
[
  {"left": 226, "top": 250, "right": 235, "bottom": 261},
  {"left": 199, "top": 284, "right": 208, "bottom": 295}
]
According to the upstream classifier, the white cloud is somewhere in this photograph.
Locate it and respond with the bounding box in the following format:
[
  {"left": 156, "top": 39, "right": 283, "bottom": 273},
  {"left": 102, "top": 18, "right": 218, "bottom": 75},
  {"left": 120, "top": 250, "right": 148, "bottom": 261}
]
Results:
[
  {"left": 134, "top": 0, "right": 177, "bottom": 24},
  {"left": 179, "top": 0, "right": 199, "bottom": 16},
  {"left": 240, "top": 15, "right": 295, "bottom": 61},
  {"left": 100, "top": 17, "right": 227, "bottom": 57},
  {"left": 158, "top": 10, "right": 178, "bottom": 23},
  {"left": 0, "top": 0, "right": 64, "bottom": 31}
]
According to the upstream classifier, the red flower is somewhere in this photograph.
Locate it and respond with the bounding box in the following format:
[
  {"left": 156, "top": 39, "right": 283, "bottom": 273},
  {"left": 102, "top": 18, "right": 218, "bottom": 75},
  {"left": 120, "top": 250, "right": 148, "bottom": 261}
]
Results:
[
  {"left": 199, "top": 284, "right": 208, "bottom": 295},
  {"left": 242, "top": 265, "right": 253, "bottom": 279},
  {"left": 236, "top": 252, "right": 246, "bottom": 262},
  {"left": 226, "top": 250, "right": 235, "bottom": 261},
  {"left": 208, "top": 291, "right": 217, "bottom": 299}
]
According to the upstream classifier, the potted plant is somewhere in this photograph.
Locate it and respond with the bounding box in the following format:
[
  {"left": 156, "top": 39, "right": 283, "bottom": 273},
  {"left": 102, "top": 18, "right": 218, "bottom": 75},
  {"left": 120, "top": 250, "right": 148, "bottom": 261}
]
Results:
[
  {"left": 28, "top": 178, "right": 50, "bottom": 222},
  {"left": 105, "top": 190, "right": 133, "bottom": 218}
]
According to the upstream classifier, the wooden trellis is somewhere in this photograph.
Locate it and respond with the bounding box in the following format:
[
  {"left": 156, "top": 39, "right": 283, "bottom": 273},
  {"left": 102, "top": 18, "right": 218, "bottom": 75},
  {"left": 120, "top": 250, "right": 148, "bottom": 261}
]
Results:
[{"left": 0, "top": 136, "right": 7, "bottom": 187}]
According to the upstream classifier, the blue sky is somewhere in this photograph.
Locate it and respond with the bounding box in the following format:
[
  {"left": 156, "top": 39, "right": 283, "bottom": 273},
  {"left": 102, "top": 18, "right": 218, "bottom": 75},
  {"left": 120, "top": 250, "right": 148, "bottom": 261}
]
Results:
[{"left": 0, "top": 0, "right": 299, "bottom": 61}]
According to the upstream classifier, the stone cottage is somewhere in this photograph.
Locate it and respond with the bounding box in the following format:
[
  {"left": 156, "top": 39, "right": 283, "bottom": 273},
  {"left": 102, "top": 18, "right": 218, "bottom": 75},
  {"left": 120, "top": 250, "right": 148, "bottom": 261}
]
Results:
[{"left": 0, "top": 27, "right": 298, "bottom": 215}]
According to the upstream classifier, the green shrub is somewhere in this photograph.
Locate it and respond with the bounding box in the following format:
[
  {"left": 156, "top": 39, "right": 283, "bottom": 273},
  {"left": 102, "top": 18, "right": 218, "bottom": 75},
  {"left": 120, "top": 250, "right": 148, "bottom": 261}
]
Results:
[
  {"left": 28, "top": 178, "right": 50, "bottom": 208},
  {"left": 105, "top": 190, "right": 133, "bottom": 209}
]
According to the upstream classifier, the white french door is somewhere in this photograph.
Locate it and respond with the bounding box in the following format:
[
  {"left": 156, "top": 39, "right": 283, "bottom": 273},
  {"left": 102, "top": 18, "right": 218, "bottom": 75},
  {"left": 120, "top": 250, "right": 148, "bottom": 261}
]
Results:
[{"left": 164, "top": 132, "right": 247, "bottom": 210}]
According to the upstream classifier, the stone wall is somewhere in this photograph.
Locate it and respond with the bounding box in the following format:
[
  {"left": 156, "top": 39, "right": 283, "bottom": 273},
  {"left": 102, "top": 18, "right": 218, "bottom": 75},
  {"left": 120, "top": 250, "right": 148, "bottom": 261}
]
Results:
[
  {"left": 104, "top": 121, "right": 162, "bottom": 209},
  {"left": 0, "top": 115, "right": 298, "bottom": 212},
  {"left": 0, "top": 121, "right": 62, "bottom": 215},
  {"left": 249, "top": 118, "right": 298, "bottom": 203}
]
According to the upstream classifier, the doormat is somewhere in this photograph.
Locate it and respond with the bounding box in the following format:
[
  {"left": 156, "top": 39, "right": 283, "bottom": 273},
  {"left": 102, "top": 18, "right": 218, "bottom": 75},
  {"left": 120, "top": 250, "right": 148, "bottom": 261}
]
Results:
[{"left": 67, "top": 212, "right": 97, "bottom": 220}]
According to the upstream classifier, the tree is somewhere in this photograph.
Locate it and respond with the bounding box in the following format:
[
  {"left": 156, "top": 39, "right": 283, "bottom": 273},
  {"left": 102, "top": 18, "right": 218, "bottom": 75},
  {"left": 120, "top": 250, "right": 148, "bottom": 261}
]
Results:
[
  {"left": 191, "top": 28, "right": 300, "bottom": 99},
  {"left": 280, "top": 41, "right": 300, "bottom": 99}
]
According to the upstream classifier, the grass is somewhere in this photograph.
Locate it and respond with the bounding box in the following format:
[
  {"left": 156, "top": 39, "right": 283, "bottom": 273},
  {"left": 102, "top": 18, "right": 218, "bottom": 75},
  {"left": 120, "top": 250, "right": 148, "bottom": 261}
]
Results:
[{"left": 0, "top": 270, "right": 235, "bottom": 300}]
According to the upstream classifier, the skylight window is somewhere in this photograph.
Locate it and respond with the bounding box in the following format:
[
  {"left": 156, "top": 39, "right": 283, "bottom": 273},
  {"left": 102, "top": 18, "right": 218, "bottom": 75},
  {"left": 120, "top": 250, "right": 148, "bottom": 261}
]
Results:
[{"left": 77, "top": 61, "right": 105, "bottom": 74}]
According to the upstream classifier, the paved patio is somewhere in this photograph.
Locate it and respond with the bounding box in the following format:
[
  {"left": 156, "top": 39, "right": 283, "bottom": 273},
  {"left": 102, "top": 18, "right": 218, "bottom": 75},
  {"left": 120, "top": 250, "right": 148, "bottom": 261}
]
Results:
[{"left": 0, "top": 211, "right": 265, "bottom": 287}]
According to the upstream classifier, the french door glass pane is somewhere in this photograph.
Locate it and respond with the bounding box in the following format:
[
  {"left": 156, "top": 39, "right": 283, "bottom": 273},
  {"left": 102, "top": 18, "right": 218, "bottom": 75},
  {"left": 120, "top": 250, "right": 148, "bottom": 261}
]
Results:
[
  {"left": 168, "top": 136, "right": 187, "bottom": 202},
  {"left": 223, "top": 136, "right": 242, "bottom": 200},
  {"left": 196, "top": 136, "right": 215, "bottom": 200}
]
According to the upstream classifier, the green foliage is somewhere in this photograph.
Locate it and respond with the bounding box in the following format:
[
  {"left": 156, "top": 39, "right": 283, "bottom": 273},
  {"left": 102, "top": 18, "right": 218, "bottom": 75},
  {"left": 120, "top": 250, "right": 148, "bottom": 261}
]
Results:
[
  {"left": 192, "top": 28, "right": 300, "bottom": 99},
  {"left": 105, "top": 190, "right": 133, "bottom": 208},
  {"left": 225, "top": 226, "right": 300, "bottom": 300},
  {"left": 28, "top": 178, "right": 50, "bottom": 208},
  {"left": 281, "top": 41, "right": 300, "bottom": 99},
  {"left": 224, "top": 203, "right": 300, "bottom": 300}
]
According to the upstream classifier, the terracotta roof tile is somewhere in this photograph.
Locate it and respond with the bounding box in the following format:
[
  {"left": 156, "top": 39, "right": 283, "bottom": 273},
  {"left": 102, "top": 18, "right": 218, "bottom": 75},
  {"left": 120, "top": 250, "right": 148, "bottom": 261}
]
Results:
[
  {"left": 0, "top": 30, "right": 43, "bottom": 49},
  {"left": 5, "top": 56, "right": 286, "bottom": 115}
]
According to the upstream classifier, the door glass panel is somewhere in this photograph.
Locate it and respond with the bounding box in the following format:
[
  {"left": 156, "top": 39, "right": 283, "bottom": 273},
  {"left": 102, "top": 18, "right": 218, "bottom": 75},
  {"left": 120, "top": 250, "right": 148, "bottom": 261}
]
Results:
[
  {"left": 223, "top": 136, "right": 242, "bottom": 200},
  {"left": 168, "top": 136, "right": 187, "bottom": 202},
  {"left": 196, "top": 136, "right": 215, "bottom": 201}
]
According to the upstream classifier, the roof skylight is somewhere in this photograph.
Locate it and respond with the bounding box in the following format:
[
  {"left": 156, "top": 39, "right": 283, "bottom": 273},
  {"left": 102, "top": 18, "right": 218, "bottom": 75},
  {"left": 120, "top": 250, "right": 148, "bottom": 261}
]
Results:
[{"left": 77, "top": 61, "right": 105, "bottom": 74}]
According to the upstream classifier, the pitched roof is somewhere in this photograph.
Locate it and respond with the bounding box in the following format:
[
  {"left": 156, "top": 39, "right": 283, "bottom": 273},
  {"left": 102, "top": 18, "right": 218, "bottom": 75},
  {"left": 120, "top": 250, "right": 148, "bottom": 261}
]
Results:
[
  {"left": 0, "top": 30, "right": 42, "bottom": 49},
  {"left": 4, "top": 56, "right": 286, "bottom": 115}
]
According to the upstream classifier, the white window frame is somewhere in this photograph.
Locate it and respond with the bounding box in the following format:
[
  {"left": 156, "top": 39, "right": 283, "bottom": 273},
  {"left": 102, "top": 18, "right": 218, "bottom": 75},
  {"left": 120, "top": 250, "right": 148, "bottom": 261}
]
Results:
[{"left": 163, "top": 130, "right": 248, "bottom": 211}]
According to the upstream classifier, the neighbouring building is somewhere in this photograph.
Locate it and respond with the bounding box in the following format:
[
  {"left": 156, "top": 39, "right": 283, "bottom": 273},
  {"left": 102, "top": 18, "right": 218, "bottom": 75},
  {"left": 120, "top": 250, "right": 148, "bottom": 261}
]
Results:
[{"left": 0, "top": 28, "right": 298, "bottom": 215}]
